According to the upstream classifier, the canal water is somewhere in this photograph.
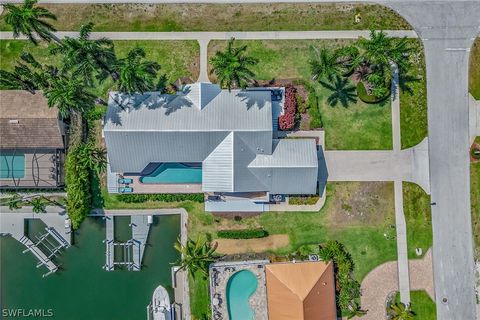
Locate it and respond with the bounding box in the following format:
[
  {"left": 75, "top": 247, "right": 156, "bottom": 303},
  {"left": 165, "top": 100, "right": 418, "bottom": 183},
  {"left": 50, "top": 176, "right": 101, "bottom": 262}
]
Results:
[{"left": 0, "top": 214, "right": 180, "bottom": 320}]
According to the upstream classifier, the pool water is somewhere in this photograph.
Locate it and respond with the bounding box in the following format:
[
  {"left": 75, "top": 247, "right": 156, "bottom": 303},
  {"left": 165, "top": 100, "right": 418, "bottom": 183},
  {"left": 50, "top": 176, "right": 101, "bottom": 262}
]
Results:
[
  {"left": 226, "top": 270, "right": 258, "bottom": 320},
  {"left": 140, "top": 163, "right": 202, "bottom": 184},
  {"left": 0, "top": 154, "right": 25, "bottom": 178}
]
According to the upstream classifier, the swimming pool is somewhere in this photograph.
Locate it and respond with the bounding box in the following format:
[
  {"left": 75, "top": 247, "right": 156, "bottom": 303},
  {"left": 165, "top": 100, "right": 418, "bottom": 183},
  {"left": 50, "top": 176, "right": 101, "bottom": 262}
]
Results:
[
  {"left": 226, "top": 270, "right": 258, "bottom": 320},
  {"left": 140, "top": 163, "right": 202, "bottom": 184},
  {"left": 0, "top": 154, "right": 25, "bottom": 179}
]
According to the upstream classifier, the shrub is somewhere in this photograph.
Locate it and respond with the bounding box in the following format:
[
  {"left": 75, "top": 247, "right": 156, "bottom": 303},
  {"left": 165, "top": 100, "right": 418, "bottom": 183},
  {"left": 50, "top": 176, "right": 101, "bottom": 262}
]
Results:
[
  {"left": 296, "top": 92, "right": 308, "bottom": 114},
  {"left": 65, "top": 143, "right": 92, "bottom": 229},
  {"left": 319, "top": 240, "right": 362, "bottom": 317},
  {"left": 217, "top": 228, "right": 269, "bottom": 239},
  {"left": 279, "top": 86, "right": 297, "bottom": 130},
  {"left": 278, "top": 113, "right": 295, "bottom": 130},
  {"left": 356, "top": 82, "right": 389, "bottom": 104},
  {"left": 117, "top": 193, "right": 204, "bottom": 203},
  {"left": 289, "top": 195, "right": 320, "bottom": 205}
]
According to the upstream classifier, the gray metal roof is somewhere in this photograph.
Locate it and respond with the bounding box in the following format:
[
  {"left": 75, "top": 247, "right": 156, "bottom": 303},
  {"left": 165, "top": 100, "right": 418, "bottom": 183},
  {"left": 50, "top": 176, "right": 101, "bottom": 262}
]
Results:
[
  {"left": 104, "top": 85, "right": 272, "bottom": 132},
  {"left": 104, "top": 84, "right": 318, "bottom": 195},
  {"left": 249, "top": 139, "right": 319, "bottom": 194}
]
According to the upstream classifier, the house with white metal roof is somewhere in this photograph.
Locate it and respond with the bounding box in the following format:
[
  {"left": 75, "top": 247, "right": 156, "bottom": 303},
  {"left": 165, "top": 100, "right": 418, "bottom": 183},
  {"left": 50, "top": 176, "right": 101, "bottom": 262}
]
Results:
[{"left": 103, "top": 83, "right": 319, "bottom": 212}]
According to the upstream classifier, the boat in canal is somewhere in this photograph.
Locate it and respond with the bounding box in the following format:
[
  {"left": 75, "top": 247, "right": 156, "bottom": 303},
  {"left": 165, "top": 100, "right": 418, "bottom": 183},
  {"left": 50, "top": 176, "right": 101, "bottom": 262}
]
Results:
[{"left": 149, "top": 285, "right": 172, "bottom": 320}]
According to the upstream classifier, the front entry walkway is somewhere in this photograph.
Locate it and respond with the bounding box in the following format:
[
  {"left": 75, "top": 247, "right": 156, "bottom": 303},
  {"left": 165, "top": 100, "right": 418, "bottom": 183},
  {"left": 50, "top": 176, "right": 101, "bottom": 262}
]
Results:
[{"left": 356, "top": 250, "right": 434, "bottom": 320}]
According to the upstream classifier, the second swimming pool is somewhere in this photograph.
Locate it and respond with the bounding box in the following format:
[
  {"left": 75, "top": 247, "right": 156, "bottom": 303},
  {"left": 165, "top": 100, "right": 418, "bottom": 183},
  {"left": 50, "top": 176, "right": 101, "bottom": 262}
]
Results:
[{"left": 226, "top": 270, "right": 258, "bottom": 320}]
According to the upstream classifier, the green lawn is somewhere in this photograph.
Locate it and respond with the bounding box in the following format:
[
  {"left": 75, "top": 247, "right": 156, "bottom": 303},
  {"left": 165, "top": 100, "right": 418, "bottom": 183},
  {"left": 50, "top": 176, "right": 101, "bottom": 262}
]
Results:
[
  {"left": 209, "top": 39, "right": 393, "bottom": 150},
  {"left": 189, "top": 182, "right": 397, "bottom": 282},
  {"left": 0, "top": 3, "right": 411, "bottom": 32},
  {"left": 470, "top": 38, "right": 480, "bottom": 100},
  {"left": 189, "top": 274, "right": 210, "bottom": 320},
  {"left": 400, "top": 39, "right": 428, "bottom": 149},
  {"left": 0, "top": 40, "right": 199, "bottom": 97},
  {"left": 403, "top": 182, "right": 432, "bottom": 258},
  {"left": 395, "top": 291, "right": 436, "bottom": 320},
  {"left": 471, "top": 137, "right": 480, "bottom": 258}
]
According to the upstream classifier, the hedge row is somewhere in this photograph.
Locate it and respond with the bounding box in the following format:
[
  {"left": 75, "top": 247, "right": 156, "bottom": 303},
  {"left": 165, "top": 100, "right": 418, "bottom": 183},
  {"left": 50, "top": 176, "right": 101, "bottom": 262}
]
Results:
[
  {"left": 278, "top": 86, "right": 297, "bottom": 130},
  {"left": 65, "top": 143, "right": 92, "bottom": 230},
  {"left": 117, "top": 193, "right": 204, "bottom": 203},
  {"left": 217, "top": 228, "right": 269, "bottom": 239}
]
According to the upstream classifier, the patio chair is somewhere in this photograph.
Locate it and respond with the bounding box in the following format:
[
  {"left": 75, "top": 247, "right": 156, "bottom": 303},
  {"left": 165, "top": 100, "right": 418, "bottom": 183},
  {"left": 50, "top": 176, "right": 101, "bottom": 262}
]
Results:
[
  {"left": 118, "top": 178, "right": 133, "bottom": 184},
  {"left": 118, "top": 187, "right": 133, "bottom": 193}
]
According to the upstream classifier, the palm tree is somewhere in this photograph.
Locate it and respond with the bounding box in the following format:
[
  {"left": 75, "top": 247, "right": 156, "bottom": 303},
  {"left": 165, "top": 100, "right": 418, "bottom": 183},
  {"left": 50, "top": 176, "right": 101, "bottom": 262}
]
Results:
[
  {"left": 387, "top": 301, "right": 415, "bottom": 320},
  {"left": 209, "top": 38, "right": 258, "bottom": 91},
  {"left": 2, "top": 0, "right": 60, "bottom": 45},
  {"left": 29, "top": 196, "right": 46, "bottom": 213},
  {"left": 43, "top": 75, "right": 96, "bottom": 118},
  {"left": 357, "top": 30, "right": 413, "bottom": 96},
  {"left": 0, "top": 52, "right": 52, "bottom": 92},
  {"left": 115, "top": 47, "right": 161, "bottom": 94},
  {"left": 75, "top": 142, "right": 107, "bottom": 174},
  {"left": 320, "top": 76, "right": 357, "bottom": 108},
  {"left": 174, "top": 236, "right": 218, "bottom": 278},
  {"left": 50, "top": 23, "right": 117, "bottom": 86},
  {"left": 7, "top": 194, "right": 23, "bottom": 210},
  {"left": 309, "top": 47, "right": 343, "bottom": 82}
]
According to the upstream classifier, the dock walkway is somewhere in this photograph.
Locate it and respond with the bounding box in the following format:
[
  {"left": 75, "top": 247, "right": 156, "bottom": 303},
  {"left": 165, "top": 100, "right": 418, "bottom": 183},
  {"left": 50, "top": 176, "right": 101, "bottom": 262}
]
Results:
[
  {"left": 131, "top": 215, "right": 151, "bottom": 271},
  {"left": 105, "top": 216, "right": 114, "bottom": 271}
]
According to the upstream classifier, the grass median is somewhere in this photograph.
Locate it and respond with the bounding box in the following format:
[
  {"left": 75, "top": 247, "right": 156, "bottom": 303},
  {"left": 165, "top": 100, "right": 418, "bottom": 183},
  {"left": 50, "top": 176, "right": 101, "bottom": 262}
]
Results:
[{"left": 0, "top": 3, "right": 411, "bottom": 32}]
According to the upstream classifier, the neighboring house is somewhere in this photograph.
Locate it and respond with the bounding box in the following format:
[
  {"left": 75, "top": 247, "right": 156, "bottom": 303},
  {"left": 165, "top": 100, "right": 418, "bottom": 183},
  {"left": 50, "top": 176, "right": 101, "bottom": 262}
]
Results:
[
  {"left": 0, "top": 91, "right": 65, "bottom": 189},
  {"left": 265, "top": 261, "right": 337, "bottom": 320},
  {"left": 103, "top": 83, "right": 319, "bottom": 212},
  {"left": 208, "top": 260, "right": 337, "bottom": 320}
]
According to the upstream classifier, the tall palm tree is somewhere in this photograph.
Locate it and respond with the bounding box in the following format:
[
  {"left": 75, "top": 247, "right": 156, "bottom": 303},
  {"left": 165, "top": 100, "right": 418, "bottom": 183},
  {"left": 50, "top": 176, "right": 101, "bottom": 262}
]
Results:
[
  {"left": 50, "top": 22, "right": 117, "bottom": 86},
  {"left": 29, "top": 196, "right": 46, "bottom": 213},
  {"left": 43, "top": 75, "right": 96, "bottom": 118},
  {"left": 2, "top": 0, "right": 60, "bottom": 45},
  {"left": 174, "top": 236, "right": 217, "bottom": 279},
  {"left": 115, "top": 47, "right": 161, "bottom": 94},
  {"left": 209, "top": 38, "right": 258, "bottom": 91},
  {"left": 0, "top": 52, "right": 51, "bottom": 92},
  {"left": 309, "top": 47, "right": 343, "bottom": 82},
  {"left": 387, "top": 301, "right": 415, "bottom": 320},
  {"left": 320, "top": 76, "right": 358, "bottom": 108},
  {"left": 357, "top": 30, "right": 413, "bottom": 95}
]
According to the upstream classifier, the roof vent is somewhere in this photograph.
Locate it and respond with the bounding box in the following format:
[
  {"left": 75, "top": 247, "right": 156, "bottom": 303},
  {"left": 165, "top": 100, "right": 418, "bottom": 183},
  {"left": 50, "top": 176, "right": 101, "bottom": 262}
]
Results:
[{"left": 8, "top": 119, "right": 19, "bottom": 124}]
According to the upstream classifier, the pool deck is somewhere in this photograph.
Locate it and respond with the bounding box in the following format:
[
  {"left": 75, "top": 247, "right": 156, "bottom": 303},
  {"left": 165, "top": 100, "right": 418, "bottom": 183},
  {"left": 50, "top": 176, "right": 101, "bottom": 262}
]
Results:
[
  {"left": 209, "top": 260, "right": 269, "bottom": 320},
  {"left": 122, "top": 174, "right": 203, "bottom": 194},
  {"left": 0, "top": 152, "right": 63, "bottom": 188}
]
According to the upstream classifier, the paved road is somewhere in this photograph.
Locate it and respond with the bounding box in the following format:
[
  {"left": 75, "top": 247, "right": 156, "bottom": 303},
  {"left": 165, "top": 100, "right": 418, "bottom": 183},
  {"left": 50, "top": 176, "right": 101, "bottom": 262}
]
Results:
[{"left": 382, "top": 2, "right": 479, "bottom": 319}]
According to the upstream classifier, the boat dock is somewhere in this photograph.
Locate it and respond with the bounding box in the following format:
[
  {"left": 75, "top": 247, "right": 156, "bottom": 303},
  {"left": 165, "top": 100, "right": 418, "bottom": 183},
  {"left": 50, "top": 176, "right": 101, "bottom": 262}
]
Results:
[
  {"left": 104, "top": 216, "right": 114, "bottom": 271},
  {"left": 131, "top": 215, "right": 150, "bottom": 271},
  {"left": 19, "top": 235, "right": 58, "bottom": 276},
  {"left": 103, "top": 214, "right": 151, "bottom": 272},
  {"left": 0, "top": 206, "right": 71, "bottom": 277}
]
